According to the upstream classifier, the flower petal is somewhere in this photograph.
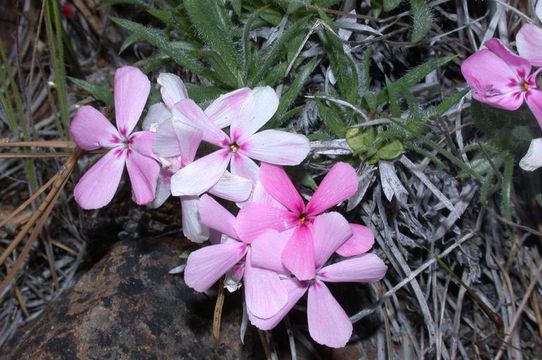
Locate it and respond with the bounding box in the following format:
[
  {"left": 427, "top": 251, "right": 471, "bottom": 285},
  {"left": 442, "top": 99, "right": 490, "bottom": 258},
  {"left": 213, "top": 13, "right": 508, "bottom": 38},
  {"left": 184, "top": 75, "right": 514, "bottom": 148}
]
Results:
[
  {"left": 153, "top": 119, "right": 202, "bottom": 163},
  {"left": 244, "top": 252, "right": 288, "bottom": 319},
  {"left": 157, "top": 73, "right": 188, "bottom": 109},
  {"left": 184, "top": 242, "right": 247, "bottom": 292},
  {"left": 231, "top": 153, "right": 260, "bottom": 182},
  {"left": 538, "top": 0, "right": 542, "bottom": 21},
  {"left": 114, "top": 66, "right": 150, "bottom": 136},
  {"left": 74, "top": 149, "right": 126, "bottom": 209},
  {"left": 282, "top": 225, "right": 316, "bottom": 280},
  {"left": 259, "top": 163, "right": 304, "bottom": 213},
  {"left": 149, "top": 169, "right": 172, "bottom": 208},
  {"left": 520, "top": 137, "right": 542, "bottom": 171},
  {"left": 318, "top": 253, "right": 387, "bottom": 283},
  {"left": 198, "top": 194, "right": 238, "bottom": 239},
  {"left": 70, "top": 105, "right": 120, "bottom": 150},
  {"left": 485, "top": 38, "right": 531, "bottom": 79},
  {"left": 230, "top": 86, "right": 279, "bottom": 142},
  {"left": 208, "top": 171, "right": 253, "bottom": 202},
  {"left": 142, "top": 103, "right": 171, "bottom": 131},
  {"left": 461, "top": 49, "right": 524, "bottom": 111},
  {"left": 336, "top": 224, "right": 375, "bottom": 257},
  {"left": 236, "top": 203, "right": 297, "bottom": 242},
  {"left": 241, "top": 129, "right": 310, "bottom": 166},
  {"left": 312, "top": 212, "right": 352, "bottom": 269},
  {"left": 249, "top": 278, "right": 307, "bottom": 330},
  {"left": 180, "top": 196, "right": 209, "bottom": 243},
  {"left": 526, "top": 88, "right": 542, "bottom": 129},
  {"left": 251, "top": 229, "right": 291, "bottom": 273},
  {"left": 170, "top": 150, "right": 230, "bottom": 196},
  {"left": 517, "top": 24, "right": 542, "bottom": 67},
  {"left": 126, "top": 149, "right": 160, "bottom": 205},
  {"left": 306, "top": 162, "right": 358, "bottom": 216},
  {"left": 307, "top": 280, "right": 352, "bottom": 348},
  {"left": 129, "top": 131, "right": 157, "bottom": 159},
  {"left": 204, "top": 88, "right": 252, "bottom": 129},
  {"left": 173, "top": 99, "right": 229, "bottom": 146}
]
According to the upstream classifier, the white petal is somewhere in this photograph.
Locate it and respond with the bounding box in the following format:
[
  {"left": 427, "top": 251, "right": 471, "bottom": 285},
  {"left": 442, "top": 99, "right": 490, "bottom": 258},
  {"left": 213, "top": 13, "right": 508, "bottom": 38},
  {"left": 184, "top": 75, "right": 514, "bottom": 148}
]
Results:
[
  {"left": 157, "top": 73, "right": 188, "bottom": 109},
  {"left": 520, "top": 138, "right": 542, "bottom": 171}
]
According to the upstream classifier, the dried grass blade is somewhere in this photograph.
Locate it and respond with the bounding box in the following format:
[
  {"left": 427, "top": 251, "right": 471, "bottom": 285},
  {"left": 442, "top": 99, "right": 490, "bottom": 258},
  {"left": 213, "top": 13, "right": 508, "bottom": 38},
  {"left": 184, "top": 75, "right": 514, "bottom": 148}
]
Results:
[
  {"left": 212, "top": 277, "right": 225, "bottom": 341},
  {"left": 0, "top": 152, "right": 72, "bottom": 158},
  {"left": 0, "top": 140, "right": 75, "bottom": 148}
]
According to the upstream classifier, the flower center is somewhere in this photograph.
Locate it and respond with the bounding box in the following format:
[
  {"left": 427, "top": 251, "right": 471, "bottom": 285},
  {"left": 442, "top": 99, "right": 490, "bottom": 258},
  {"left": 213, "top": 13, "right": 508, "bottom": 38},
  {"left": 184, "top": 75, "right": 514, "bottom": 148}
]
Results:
[
  {"left": 299, "top": 213, "right": 308, "bottom": 225},
  {"left": 230, "top": 142, "right": 240, "bottom": 153},
  {"left": 522, "top": 81, "right": 530, "bottom": 91}
]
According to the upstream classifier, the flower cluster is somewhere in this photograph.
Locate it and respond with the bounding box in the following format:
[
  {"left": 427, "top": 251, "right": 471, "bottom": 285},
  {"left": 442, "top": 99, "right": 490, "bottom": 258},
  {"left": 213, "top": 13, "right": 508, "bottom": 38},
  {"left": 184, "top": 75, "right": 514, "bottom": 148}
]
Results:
[
  {"left": 70, "top": 66, "right": 387, "bottom": 348},
  {"left": 461, "top": 23, "right": 542, "bottom": 171}
]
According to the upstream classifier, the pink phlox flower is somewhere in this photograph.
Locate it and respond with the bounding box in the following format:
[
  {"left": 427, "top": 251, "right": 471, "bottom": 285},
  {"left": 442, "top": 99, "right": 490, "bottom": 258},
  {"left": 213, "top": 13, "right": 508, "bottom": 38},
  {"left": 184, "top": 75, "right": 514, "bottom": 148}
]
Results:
[
  {"left": 461, "top": 38, "right": 542, "bottom": 128},
  {"left": 517, "top": 23, "right": 542, "bottom": 67},
  {"left": 169, "top": 86, "right": 310, "bottom": 198},
  {"left": 70, "top": 66, "right": 159, "bottom": 209},
  {"left": 142, "top": 74, "right": 252, "bottom": 241},
  {"left": 236, "top": 162, "right": 374, "bottom": 280},
  {"left": 247, "top": 212, "right": 387, "bottom": 348},
  {"left": 183, "top": 194, "right": 289, "bottom": 320}
]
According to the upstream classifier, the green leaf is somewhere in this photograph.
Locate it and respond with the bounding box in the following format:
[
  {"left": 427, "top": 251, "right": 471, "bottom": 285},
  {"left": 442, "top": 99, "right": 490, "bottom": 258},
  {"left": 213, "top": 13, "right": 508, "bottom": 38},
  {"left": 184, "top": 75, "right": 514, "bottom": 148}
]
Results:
[
  {"left": 316, "top": 100, "right": 346, "bottom": 138},
  {"left": 185, "top": 84, "right": 227, "bottom": 103},
  {"left": 375, "top": 139, "right": 404, "bottom": 160},
  {"left": 111, "top": 17, "right": 206, "bottom": 75},
  {"left": 409, "top": 0, "right": 432, "bottom": 43},
  {"left": 384, "top": 0, "right": 402, "bottom": 11},
  {"left": 385, "top": 76, "right": 400, "bottom": 117},
  {"left": 69, "top": 77, "right": 113, "bottom": 105},
  {"left": 346, "top": 127, "right": 376, "bottom": 156},
  {"left": 272, "top": 57, "right": 318, "bottom": 127},
  {"left": 184, "top": 0, "right": 242, "bottom": 83},
  {"left": 230, "top": 0, "right": 242, "bottom": 16}
]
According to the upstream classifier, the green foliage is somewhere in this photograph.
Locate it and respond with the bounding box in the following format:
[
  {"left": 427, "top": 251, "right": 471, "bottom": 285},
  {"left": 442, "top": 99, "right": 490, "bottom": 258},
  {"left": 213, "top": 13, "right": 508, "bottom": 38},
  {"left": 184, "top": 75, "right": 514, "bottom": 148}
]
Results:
[
  {"left": 409, "top": 0, "right": 432, "bottom": 43},
  {"left": 69, "top": 77, "right": 113, "bottom": 106},
  {"left": 346, "top": 127, "right": 404, "bottom": 164},
  {"left": 316, "top": 100, "right": 346, "bottom": 138}
]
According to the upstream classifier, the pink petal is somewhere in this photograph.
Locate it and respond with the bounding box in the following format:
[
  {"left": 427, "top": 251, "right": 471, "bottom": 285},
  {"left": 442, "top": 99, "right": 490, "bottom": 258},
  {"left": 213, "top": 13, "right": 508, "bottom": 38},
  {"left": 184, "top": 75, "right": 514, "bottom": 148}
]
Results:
[
  {"left": 142, "top": 103, "right": 170, "bottom": 131},
  {"left": 250, "top": 229, "right": 291, "bottom": 273},
  {"left": 259, "top": 163, "right": 304, "bottom": 213},
  {"left": 74, "top": 148, "right": 126, "bottom": 209},
  {"left": 114, "top": 66, "right": 150, "bottom": 136},
  {"left": 157, "top": 73, "right": 188, "bottom": 109},
  {"left": 173, "top": 99, "right": 229, "bottom": 146},
  {"left": 181, "top": 196, "right": 209, "bottom": 243},
  {"left": 282, "top": 226, "right": 316, "bottom": 280},
  {"left": 312, "top": 212, "right": 352, "bottom": 269},
  {"left": 184, "top": 242, "right": 247, "bottom": 292},
  {"left": 126, "top": 149, "right": 160, "bottom": 205},
  {"left": 241, "top": 130, "right": 310, "bottom": 166},
  {"left": 230, "top": 153, "right": 260, "bottom": 182},
  {"left": 70, "top": 105, "right": 120, "bottom": 150},
  {"left": 249, "top": 181, "right": 285, "bottom": 207},
  {"left": 461, "top": 49, "right": 524, "bottom": 111},
  {"left": 318, "top": 253, "right": 387, "bottom": 283},
  {"left": 170, "top": 149, "right": 231, "bottom": 196},
  {"left": 208, "top": 171, "right": 253, "bottom": 202},
  {"left": 306, "top": 162, "right": 358, "bottom": 216},
  {"left": 198, "top": 194, "right": 238, "bottom": 239},
  {"left": 230, "top": 86, "right": 279, "bottom": 142},
  {"left": 526, "top": 88, "right": 542, "bottom": 129},
  {"left": 336, "top": 224, "right": 375, "bottom": 257},
  {"left": 244, "top": 252, "right": 288, "bottom": 319},
  {"left": 485, "top": 38, "right": 531, "bottom": 79},
  {"left": 149, "top": 169, "right": 172, "bottom": 208},
  {"left": 520, "top": 137, "right": 542, "bottom": 171},
  {"left": 204, "top": 88, "right": 252, "bottom": 129},
  {"left": 235, "top": 203, "right": 297, "bottom": 242},
  {"left": 129, "top": 131, "right": 157, "bottom": 159},
  {"left": 249, "top": 278, "right": 307, "bottom": 330},
  {"left": 307, "top": 280, "right": 352, "bottom": 348},
  {"left": 153, "top": 119, "right": 202, "bottom": 163},
  {"left": 517, "top": 24, "right": 542, "bottom": 67}
]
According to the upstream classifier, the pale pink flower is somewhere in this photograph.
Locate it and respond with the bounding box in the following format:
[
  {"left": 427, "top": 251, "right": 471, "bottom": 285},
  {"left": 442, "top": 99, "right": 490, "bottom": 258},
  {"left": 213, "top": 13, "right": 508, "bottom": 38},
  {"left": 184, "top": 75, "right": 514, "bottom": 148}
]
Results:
[
  {"left": 169, "top": 87, "right": 310, "bottom": 197},
  {"left": 248, "top": 212, "right": 387, "bottom": 348},
  {"left": 236, "top": 162, "right": 374, "bottom": 280},
  {"left": 461, "top": 38, "right": 542, "bottom": 127},
  {"left": 70, "top": 66, "right": 159, "bottom": 209},
  {"left": 142, "top": 74, "right": 252, "bottom": 241},
  {"left": 517, "top": 24, "right": 542, "bottom": 67},
  {"left": 183, "top": 194, "right": 288, "bottom": 319},
  {"left": 520, "top": 137, "right": 542, "bottom": 171}
]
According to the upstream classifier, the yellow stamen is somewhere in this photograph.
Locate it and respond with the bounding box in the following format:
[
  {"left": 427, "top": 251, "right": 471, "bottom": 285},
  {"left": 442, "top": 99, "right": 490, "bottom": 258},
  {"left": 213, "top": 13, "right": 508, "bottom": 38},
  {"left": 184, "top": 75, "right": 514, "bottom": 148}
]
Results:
[
  {"left": 230, "top": 143, "right": 239, "bottom": 152},
  {"left": 522, "top": 82, "right": 530, "bottom": 91},
  {"left": 299, "top": 214, "right": 307, "bottom": 225}
]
